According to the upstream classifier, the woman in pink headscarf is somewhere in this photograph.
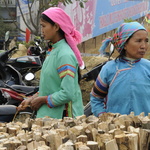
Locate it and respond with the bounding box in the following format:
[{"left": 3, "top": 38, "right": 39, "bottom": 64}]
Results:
[{"left": 17, "top": 7, "right": 84, "bottom": 119}]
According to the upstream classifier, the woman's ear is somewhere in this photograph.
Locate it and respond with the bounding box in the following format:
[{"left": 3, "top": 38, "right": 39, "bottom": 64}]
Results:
[
  {"left": 54, "top": 23, "right": 60, "bottom": 31},
  {"left": 124, "top": 44, "right": 127, "bottom": 50}
]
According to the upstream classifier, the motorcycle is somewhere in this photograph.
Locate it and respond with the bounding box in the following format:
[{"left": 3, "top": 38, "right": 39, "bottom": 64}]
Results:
[
  {"left": 0, "top": 47, "right": 39, "bottom": 122},
  {"left": 7, "top": 39, "right": 46, "bottom": 84},
  {"left": 0, "top": 85, "right": 39, "bottom": 123},
  {"left": 0, "top": 105, "right": 17, "bottom": 123},
  {"left": 0, "top": 47, "right": 27, "bottom": 86},
  {"left": 0, "top": 104, "right": 36, "bottom": 123},
  {"left": 0, "top": 84, "right": 39, "bottom": 106}
]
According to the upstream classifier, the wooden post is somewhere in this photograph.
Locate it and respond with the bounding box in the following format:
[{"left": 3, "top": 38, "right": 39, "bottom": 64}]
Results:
[
  {"left": 77, "top": 135, "right": 88, "bottom": 144},
  {"left": 139, "top": 128, "right": 150, "bottom": 150},
  {"left": 105, "top": 139, "right": 118, "bottom": 150},
  {"left": 115, "top": 133, "right": 138, "bottom": 150},
  {"left": 45, "top": 130, "right": 62, "bottom": 150},
  {"left": 15, "top": 145, "right": 27, "bottom": 150},
  {"left": 87, "top": 141, "right": 99, "bottom": 150},
  {"left": 78, "top": 145, "right": 90, "bottom": 150},
  {"left": 85, "top": 129, "right": 93, "bottom": 141}
]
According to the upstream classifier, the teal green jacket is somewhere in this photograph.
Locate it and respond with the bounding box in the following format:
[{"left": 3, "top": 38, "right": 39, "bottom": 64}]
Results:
[{"left": 36, "top": 39, "right": 84, "bottom": 119}]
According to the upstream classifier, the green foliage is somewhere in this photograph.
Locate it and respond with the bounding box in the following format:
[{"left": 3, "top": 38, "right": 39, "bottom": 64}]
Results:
[
  {"left": 0, "top": 17, "right": 11, "bottom": 39},
  {"left": 48, "top": 0, "right": 87, "bottom": 8},
  {"left": 34, "top": 36, "right": 41, "bottom": 40},
  {"left": 17, "top": 36, "right": 46, "bottom": 50},
  {"left": 2, "top": 0, "right": 88, "bottom": 48},
  {"left": 17, "top": 40, "right": 35, "bottom": 49},
  {"left": 59, "top": 0, "right": 87, "bottom": 8},
  {"left": 34, "top": 36, "right": 47, "bottom": 48},
  {"left": 0, "top": 15, "right": 18, "bottom": 41},
  {"left": 124, "top": 18, "right": 135, "bottom": 23}
]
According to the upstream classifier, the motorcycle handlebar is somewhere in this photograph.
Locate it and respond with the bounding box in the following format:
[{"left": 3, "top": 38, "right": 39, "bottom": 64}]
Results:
[
  {"left": 8, "top": 46, "right": 17, "bottom": 54},
  {"left": 34, "top": 39, "right": 41, "bottom": 44},
  {"left": 81, "top": 74, "right": 89, "bottom": 79},
  {"left": 34, "top": 42, "right": 45, "bottom": 54},
  {"left": 0, "top": 47, "right": 17, "bottom": 64}
]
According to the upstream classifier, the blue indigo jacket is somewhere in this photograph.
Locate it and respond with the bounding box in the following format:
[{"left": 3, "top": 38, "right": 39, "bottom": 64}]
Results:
[{"left": 90, "top": 58, "right": 150, "bottom": 117}]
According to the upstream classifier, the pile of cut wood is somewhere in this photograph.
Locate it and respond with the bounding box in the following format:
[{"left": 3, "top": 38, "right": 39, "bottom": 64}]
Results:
[{"left": 0, "top": 112, "right": 150, "bottom": 150}]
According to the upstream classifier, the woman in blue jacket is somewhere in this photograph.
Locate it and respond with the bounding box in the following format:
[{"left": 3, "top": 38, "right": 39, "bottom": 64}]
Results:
[{"left": 90, "top": 21, "right": 150, "bottom": 117}]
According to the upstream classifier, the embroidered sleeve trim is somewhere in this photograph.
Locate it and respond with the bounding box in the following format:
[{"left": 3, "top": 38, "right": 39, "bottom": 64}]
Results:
[
  {"left": 91, "top": 75, "right": 108, "bottom": 98},
  {"left": 47, "top": 95, "right": 56, "bottom": 108},
  {"left": 57, "top": 64, "right": 76, "bottom": 78}
]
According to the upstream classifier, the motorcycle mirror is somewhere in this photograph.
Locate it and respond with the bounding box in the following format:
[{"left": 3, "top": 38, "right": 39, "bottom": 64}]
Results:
[
  {"left": 25, "top": 73, "right": 35, "bottom": 81},
  {"left": 5, "top": 31, "right": 10, "bottom": 42},
  {"left": 110, "top": 44, "right": 114, "bottom": 54}
]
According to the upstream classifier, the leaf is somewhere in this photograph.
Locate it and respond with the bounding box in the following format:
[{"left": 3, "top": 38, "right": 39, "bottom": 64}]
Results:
[
  {"left": 68, "top": 0, "right": 73, "bottom": 3},
  {"left": 65, "top": 0, "right": 70, "bottom": 4},
  {"left": 79, "top": 2, "right": 84, "bottom": 8}
]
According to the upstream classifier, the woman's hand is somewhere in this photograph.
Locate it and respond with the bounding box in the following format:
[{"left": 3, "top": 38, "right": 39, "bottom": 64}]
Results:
[
  {"left": 17, "top": 97, "right": 32, "bottom": 111},
  {"left": 30, "top": 96, "right": 47, "bottom": 111}
]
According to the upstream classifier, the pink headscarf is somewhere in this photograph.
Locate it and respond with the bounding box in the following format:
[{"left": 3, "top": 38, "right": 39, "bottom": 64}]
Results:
[{"left": 42, "top": 7, "right": 84, "bottom": 69}]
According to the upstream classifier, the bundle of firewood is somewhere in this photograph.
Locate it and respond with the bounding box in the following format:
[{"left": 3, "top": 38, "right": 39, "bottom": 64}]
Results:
[{"left": 0, "top": 112, "right": 150, "bottom": 150}]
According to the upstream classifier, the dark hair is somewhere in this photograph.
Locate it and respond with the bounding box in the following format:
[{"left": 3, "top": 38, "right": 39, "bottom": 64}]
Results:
[
  {"left": 115, "top": 48, "right": 126, "bottom": 61},
  {"left": 41, "top": 14, "right": 65, "bottom": 37}
]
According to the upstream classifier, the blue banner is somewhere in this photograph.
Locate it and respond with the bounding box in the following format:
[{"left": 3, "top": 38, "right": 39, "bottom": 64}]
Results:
[{"left": 92, "top": 0, "right": 150, "bottom": 37}]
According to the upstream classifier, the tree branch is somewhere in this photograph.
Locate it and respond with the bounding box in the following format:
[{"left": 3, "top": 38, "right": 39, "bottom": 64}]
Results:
[
  {"left": 27, "top": 0, "right": 37, "bottom": 29},
  {"left": 3, "top": 0, "right": 25, "bottom": 33},
  {"left": 16, "top": 0, "right": 35, "bottom": 34}
]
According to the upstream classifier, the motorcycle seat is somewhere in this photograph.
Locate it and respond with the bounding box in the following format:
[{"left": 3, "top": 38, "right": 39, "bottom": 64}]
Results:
[
  {"left": 0, "top": 105, "right": 16, "bottom": 115},
  {"left": 11, "top": 85, "right": 39, "bottom": 94}
]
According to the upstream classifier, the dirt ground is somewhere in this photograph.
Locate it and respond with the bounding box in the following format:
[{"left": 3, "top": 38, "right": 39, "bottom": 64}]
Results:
[
  {"left": 80, "top": 55, "right": 109, "bottom": 105},
  {"left": 12, "top": 23, "right": 150, "bottom": 106}
]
